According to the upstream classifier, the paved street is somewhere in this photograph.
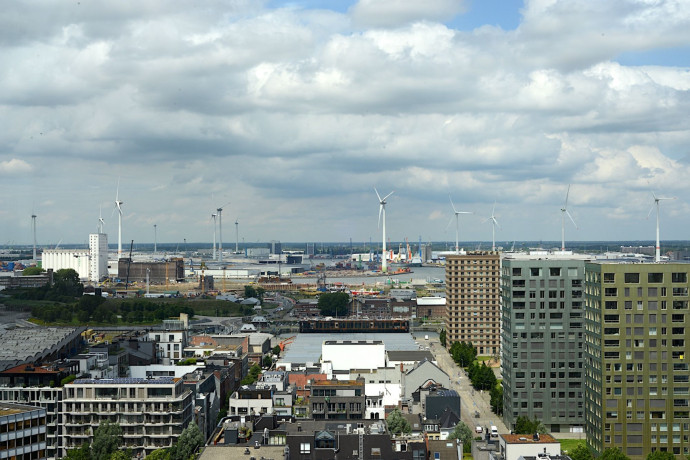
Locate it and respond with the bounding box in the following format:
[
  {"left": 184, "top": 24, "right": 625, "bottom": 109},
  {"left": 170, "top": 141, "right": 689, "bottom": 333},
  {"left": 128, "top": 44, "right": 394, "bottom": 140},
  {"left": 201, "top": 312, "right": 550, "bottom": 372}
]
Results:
[{"left": 419, "top": 336, "right": 510, "bottom": 435}]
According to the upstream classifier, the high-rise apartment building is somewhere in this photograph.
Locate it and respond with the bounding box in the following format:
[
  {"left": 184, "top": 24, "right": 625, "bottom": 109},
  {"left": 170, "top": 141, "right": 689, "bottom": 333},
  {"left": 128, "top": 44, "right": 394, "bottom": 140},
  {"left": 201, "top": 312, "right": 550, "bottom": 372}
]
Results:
[
  {"left": 500, "top": 253, "right": 589, "bottom": 433},
  {"left": 585, "top": 262, "right": 690, "bottom": 459},
  {"left": 88, "top": 233, "right": 108, "bottom": 282},
  {"left": 445, "top": 251, "right": 501, "bottom": 355}
]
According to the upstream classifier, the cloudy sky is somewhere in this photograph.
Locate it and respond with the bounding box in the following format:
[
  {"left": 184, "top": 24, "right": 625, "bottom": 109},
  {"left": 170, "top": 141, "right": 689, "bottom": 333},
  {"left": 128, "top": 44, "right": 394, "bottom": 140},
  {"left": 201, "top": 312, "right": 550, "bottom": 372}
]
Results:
[{"left": 2, "top": 0, "right": 690, "bottom": 248}]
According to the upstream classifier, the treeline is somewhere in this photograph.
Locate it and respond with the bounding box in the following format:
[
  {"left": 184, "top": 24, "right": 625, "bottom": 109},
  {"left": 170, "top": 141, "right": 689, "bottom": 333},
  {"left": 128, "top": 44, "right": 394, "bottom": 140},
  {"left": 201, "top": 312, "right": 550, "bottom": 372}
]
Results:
[{"left": 32, "top": 296, "right": 195, "bottom": 325}]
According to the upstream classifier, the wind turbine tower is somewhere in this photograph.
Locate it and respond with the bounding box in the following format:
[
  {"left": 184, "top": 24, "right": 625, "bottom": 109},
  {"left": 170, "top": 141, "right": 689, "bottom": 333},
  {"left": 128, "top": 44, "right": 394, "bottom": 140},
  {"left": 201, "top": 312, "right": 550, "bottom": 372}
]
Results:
[
  {"left": 98, "top": 207, "right": 105, "bottom": 234},
  {"left": 211, "top": 213, "right": 217, "bottom": 260},
  {"left": 560, "top": 184, "right": 578, "bottom": 252},
  {"left": 649, "top": 191, "right": 677, "bottom": 262},
  {"left": 449, "top": 195, "right": 472, "bottom": 254},
  {"left": 154, "top": 224, "right": 157, "bottom": 255},
  {"left": 115, "top": 180, "right": 124, "bottom": 259},
  {"left": 485, "top": 202, "right": 500, "bottom": 252},
  {"left": 375, "top": 188, "right": 394, "bottom": 273},
  {"left": 31, "top": 214, "right": 37, "bottom": 260},
  {"left": 217, "top": 202, "right": 230, "bottom": 264},
  {"left": 235, "top": 218, "right": 239, "bottom": 254}
]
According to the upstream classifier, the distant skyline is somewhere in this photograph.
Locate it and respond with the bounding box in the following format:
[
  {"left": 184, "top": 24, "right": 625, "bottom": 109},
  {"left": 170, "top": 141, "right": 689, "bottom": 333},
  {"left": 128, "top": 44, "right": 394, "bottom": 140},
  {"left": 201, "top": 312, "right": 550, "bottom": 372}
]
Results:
[{"left": 2, "top": 0, "right": 689, "bottom": 245}]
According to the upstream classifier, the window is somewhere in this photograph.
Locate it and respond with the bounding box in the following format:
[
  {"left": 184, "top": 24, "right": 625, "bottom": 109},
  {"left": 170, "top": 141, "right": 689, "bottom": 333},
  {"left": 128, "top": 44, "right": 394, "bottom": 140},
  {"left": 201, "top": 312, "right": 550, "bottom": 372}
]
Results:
[
  {"left": 673, "top": 273, "right": 688, "bottom": 283},
  {"left": 300, "top": 443, "right": 311, "bottom": 454},
  {"left": 625, "top": 273, "right": 640, "bottom": 283},
  {"left": 550, "top": 267, "right": 561, "bottom": 276},
  {"left": 649, "top": 273, "right": 664, "bottom": 283}
]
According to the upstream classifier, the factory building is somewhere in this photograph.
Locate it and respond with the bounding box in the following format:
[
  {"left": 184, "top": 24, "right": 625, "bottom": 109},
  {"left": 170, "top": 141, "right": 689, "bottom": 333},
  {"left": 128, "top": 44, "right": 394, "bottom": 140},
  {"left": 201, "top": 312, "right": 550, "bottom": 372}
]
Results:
[
  {"left": 41, "top": 233, "right": 108, "bottom": 283},
  {"left": 116, "top": 258, "right": 184, "bottom": 283}
]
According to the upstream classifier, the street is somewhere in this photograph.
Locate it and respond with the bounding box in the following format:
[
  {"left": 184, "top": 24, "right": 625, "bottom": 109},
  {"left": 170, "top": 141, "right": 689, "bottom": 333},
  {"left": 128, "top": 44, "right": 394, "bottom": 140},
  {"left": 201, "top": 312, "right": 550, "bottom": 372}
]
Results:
[{"left": 419, "top": 336, "right": 510, "bottom": 435}]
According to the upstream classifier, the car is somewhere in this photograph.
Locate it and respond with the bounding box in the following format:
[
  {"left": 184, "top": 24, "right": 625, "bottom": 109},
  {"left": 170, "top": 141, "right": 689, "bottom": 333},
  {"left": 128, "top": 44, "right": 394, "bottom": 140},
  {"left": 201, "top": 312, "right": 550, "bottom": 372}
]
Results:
[
  {"left": 490, "top": 426, "right": 499, "bottom": 437},
  {"left": 475, "top": 426, "right": 483, "bottom": 434}
]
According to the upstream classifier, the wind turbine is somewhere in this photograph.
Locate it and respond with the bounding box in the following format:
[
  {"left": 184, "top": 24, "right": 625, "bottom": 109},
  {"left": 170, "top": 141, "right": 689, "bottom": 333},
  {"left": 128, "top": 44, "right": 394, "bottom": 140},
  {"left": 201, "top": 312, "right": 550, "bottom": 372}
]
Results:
[
  {"left": 484, "top": 202, "right": 500, "bottom": 252},
  {"left": 375, "top": 188, "right": 394, "bottom": 273},
  {"left": 153, "top": 224, "right": 157, "bottom": 255},
  {"left": 216, "top": 202, "right": 230, "bottom": 264},
  {"left": 448, "top": 195, "right": 472, "bottom": 254},
  {"left": 235, "top": 218, "right": 239, "bottom": 254},
  {"left": 98, "top": 206, "right": 105, "bottom": 234},
  {"left": 211, "top": 213, "right": 217, "bottom": 260},
  {"left": 560, "top": 184, "right": 578, "bottom": 251},
  {"left": 115, "top": 179, "right": 124, "bottom": 259},
  {"left": 647, "top": 191, "right": 677, "bottom": 262},
  {"left": 31, "top": 213, "right": 37, "bottom": 260}
]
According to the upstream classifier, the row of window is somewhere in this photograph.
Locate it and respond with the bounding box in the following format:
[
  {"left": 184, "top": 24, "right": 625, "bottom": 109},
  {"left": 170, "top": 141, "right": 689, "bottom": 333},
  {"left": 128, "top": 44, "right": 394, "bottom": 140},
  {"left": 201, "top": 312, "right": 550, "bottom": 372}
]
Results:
[{"left": 604, "top": 272, "right": 688, "bottom": 284}]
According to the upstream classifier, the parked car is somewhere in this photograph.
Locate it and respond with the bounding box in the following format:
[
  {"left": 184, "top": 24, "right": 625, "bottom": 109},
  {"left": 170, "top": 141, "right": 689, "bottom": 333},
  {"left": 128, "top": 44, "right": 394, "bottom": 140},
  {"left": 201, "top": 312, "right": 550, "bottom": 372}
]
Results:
[{"left": 475, "top": 426, "right": 483, "bottom": 434}]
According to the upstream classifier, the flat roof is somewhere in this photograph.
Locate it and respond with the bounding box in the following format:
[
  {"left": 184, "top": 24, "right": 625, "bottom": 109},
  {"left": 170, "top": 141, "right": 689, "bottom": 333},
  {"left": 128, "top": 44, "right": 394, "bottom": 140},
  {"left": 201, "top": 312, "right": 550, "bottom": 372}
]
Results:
[
  {"left": 501, "top": 434, "right": 558, "bottom": 444},
  {"left": 73, "top": 377, "right": 177, "bottom": 385},
  {"left": 0, "top": 402, "right": 45, "bottom": 417},
  {"left": 281, "top": 333, "right": 417, "bottom": 364}
]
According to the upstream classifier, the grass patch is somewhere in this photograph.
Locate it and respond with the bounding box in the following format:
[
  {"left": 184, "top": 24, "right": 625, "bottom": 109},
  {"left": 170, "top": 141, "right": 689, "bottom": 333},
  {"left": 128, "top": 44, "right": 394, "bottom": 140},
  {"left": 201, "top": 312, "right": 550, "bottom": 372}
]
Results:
[
  {"left": 558, "top": 439, "right": 585, "bottom": 453},
  {"left": 463, "top": 453, "right": 473, "bottom": 460}
]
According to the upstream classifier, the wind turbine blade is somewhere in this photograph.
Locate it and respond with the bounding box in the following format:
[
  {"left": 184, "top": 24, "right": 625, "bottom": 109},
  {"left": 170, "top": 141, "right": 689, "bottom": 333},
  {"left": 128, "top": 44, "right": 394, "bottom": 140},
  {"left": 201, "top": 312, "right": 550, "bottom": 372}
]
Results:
[
  {"left": 564, "top": 184, "right": 571, "bottom": 208},
  {"left": 116, "top": 177, "right": 120, "bottom": 202},
  {"left": 566, "top": 210, "right": 578, "bottom": 229},
  {"left": 493, "top": 217, "right": 501, "bottom": 229},
  {"left": 445, "top": 214, "right": 455, "bottom": 231},
  {"left": 646, "top": 205, "right": 655, "bottom": 220},
  {"left": 449, "top": 195, "right": 458, "bottom": 214},
  {"left": 657, "top": 196, "right": 677, "bottom": 201},
  {"left": 651, "top": 190, "right": 658, "bottom": 201},
  {"left": 382, "top": 191, "right": 394, "bottom": 201},
  {"left": 374, "top": 188, "right": 382, "bottom": 202}
]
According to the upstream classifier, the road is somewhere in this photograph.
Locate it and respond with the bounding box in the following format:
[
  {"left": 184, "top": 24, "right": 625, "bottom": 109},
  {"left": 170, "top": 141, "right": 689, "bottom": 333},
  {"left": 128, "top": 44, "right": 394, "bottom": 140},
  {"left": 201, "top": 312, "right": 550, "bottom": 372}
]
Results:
[{"left": 419, "top": 336, "right": 510, "bottom": 435}]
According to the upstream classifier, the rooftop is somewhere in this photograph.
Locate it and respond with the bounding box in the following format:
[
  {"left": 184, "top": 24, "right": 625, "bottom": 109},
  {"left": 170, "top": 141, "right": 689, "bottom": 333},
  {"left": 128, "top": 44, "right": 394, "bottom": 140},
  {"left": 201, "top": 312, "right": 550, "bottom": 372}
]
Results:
[
  {"left": 72, "top": 377, "right": 177, "bottom": 385},
  {"left": 501, "top": 433, "right": 558, "bottom": 444},
  {"left": 0, "top": 402, "right": 45, "bottom": 417}
]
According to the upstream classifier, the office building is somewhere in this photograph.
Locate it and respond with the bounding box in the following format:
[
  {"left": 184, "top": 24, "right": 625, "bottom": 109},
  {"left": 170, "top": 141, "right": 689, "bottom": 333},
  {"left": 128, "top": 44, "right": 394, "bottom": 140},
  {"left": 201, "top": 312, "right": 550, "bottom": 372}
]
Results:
[
  {"left": 88, "top": 233, "right": 108, "bottom": 282},
  {"left": 585, "top": 262, "right": 690, "bottom": 458},
  {"left": 445, "top": 251, "right": 501, "bottom": 355},
  {"left": 501, "top": 253, "right": 589, "bottom": 433}
]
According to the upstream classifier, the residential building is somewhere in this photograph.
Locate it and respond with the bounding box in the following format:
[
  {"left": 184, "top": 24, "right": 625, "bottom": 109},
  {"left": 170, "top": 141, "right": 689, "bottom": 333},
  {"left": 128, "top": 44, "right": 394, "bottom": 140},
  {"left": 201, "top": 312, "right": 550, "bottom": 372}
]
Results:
[
  {"left": 401, "top": 359, "right": 451, "bottom": 401},
  {"left": 148, "top": 330, "right": 187, "bottom": 365},
  {"left": 0, "top": 388, "right": 61, "bottom": 459},
  {"left": 88, "top": 233, "right": 108, "bottom": 282},
  {"left": 584, "top": 262, "right": 690, "bottom": 459},
  {"left": 309, "top": 379, "right": 365, "bottom": 420},
  {"left": 0, "top": 402, "right": 47, "bottom": 460},
  {"left": 61, "top": 377, "right": 194, "bottom": 458},
  {"left": 493, "top": 433, "right": 561, "bottom": 460},
  {"left": 228, "top": 385, "right": 273, "bottom": 417},
  {"left": 500, "top": 253, "right": 589, "bottom": 433},
  {"left": 445, "top": 251, "right": 501, "bottom": 355}
]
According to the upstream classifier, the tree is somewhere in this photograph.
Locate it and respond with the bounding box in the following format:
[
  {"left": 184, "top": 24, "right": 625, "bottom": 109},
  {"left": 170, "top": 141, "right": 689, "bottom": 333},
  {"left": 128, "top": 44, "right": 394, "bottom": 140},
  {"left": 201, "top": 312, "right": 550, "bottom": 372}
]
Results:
[
  {"left": 386, "top": 408, "right": 411, "bottom": 435},
  {"left": 600, "top": 448, "right": 630, "bottom": 460},
  {"left": 514, "top": 416, "right": 546, "bottom": 434},
  {"left": 109, "top": 450, "right": 131, "bottom": 460},
  {"left": 439, "top": 329, "right": 446, "bottom": 347},
  {"left": 490, "top": 383, "right": 503, "bottom": 415},
  {"left": 91, "top": 421, "right": 122, "bottom": 460},
  {"left": 447, "top": 421, "right": 472, "bottom": 443},
  {"left": 244, "top": 285, "right": 257, "bottom": 299},
  {"left": 645, "top": 452, "right": 675, "bottom": 460},
  {"left": 272, "top": 345, "right": 281, "bottom": 356},
  {"left": 53, "top": 268, "right": 83, "bottom": 297},
  {"left": 262, "top": 354, "right": 273, "bottom": 368},
  {"left": 145, "top": 449, "right": 171, "bottom": 460},
  {"left": 63, "top": 443, "right": 91, "bottom": 460},
  {"left": 569, "top": 444, "right": 594, "bottom": 460},
  {"left": 450, "top": 342, "right": 477, "bottom": 368},
  {"left": 22, "top": 266, "right": 44, "bottom": 276},
  {"left": 317, "top": 292, "right": 349, "bottom": 316},
  {"left": 172, "top": 423, "right": 203, "bottom": 460}
]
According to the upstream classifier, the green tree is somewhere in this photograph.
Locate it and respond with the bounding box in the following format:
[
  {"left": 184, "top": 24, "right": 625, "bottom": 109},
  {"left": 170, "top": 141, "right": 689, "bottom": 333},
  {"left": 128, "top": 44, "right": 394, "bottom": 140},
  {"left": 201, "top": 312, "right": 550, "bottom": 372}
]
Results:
[
  {"left": 272, "top": 345, "right": 281, "bottom": 356},
  {"left": 317, "top": 292, "right": 349, "bottom": 316},
  {"left": 172, "top": 423, "right": 203, "bottom": 460},
  {"left": 447, "top": 421, "right": 472, "bottom": 443},
  {"left": 109, "top": 450, "right": 131, "bottom": 460},
  {"left": 450, "top": 341, "right": 477, "bottom": 368},
  {"left": 145, "top": 448, "right": 171, "bottom": 460},
  {"left": 490, "top": 383, "right": 503, "bottom": 415},
  {"left": 63, "top": 443, "right": 91, "bottom": 460},
  {"left": 469, "top": 362, "right": 497, "bottom": 391},
  {"left": 22, "top": 266, "right": 44, "bottom": 276},
  {"left": 600, "top": 448, "right": 630, "bottom": 460},
  {"left": 439, "top": 329, "right": 446, "bottom": 347},
  {"left": 262, "top": 354, "right": 273, "bottom": 368},
  {"left": 645, "top": 452, "right": 675, "bottom": 460},
  {"left": 256, "top": 287, "right": 266, "bottom": 302},
  {"left": 514, "top": 416, "right": 546, "bottom": 434},
  {"left": 91, "top": 421, "right": 122, "bottom": 460},
  {"left": 53, "top": 268, "right": 84, "bottom": 297},
  {"left": 241, "top": 363, "right": 262, "bottom": 385},
  {"left": 244, "top": 285, "right": 257, "bottom": 299},
  {"left": 386, "top": 408, "right": 411, "bottom": 435},
  {"left": 569, "top": 444, "right": 594, "bottom": 460}
]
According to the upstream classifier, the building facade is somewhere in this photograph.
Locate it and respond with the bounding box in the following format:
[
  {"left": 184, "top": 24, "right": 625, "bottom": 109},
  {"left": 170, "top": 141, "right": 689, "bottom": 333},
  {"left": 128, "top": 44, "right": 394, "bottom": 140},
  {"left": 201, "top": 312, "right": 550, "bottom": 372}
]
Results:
[
  {"left": 445, "top": 251, "right": 501, "bottom": 355},
  {"left": 88, "top": 233, "right": 108, "bottom": 282},
  {"left": 61, "top": 378, "right": 194, "bottom": 458},
  {"left": 501, "top": 255, "right": 588, "bottom": 433},
  {"left": 585, "top": 262, "right": 690, "bottom": 458},
  {"left": 41, "top": 250, "right": 90, "bottom": 281},
  {"left": 0, "top": 402, "right": 47, "bottom": 460}
]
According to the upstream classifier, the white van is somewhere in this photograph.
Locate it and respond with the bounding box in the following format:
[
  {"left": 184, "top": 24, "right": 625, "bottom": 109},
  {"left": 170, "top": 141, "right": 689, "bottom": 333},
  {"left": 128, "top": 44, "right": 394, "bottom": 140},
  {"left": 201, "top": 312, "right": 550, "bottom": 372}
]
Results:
[{"left": 490, "top": 426, "right": 498, "bottom": 437}]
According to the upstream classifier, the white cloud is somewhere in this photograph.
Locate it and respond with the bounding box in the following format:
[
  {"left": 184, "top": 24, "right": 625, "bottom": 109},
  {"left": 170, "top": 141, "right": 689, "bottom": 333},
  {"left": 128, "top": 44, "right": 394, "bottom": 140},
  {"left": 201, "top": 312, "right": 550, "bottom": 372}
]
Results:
[
  {"left": 350, "top": 0, "right": 466, "bottom": 29},
  {"left": 0, "top": 158, "right": 32, "bottom": 174}
]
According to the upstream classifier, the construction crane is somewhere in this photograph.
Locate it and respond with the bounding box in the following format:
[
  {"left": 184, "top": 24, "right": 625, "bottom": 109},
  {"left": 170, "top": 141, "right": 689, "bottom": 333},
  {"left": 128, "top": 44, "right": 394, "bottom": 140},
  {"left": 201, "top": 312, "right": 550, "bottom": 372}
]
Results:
[
  {"left": 125, "top": 240, "right": 134, "bottom": 290},
  {"left": 278, "top": 336, "right": 296, "bottom": 352}
]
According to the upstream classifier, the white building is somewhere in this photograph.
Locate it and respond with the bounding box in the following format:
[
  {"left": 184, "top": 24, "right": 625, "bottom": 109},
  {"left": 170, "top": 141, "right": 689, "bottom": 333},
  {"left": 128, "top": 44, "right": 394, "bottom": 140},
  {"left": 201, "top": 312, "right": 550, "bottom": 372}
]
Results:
[
  {"left": 148, "top": 330, "right": 187, "bottom": 365},
  {"left": 321, "top": 340, "right": 386, "bottom": 372},
  {"left": 42, "top": 249, "right": 90, "bottom": 280},
  {"left": 88, "top": 233, "right": 108, "bottom": 282},
  {"left": 492, "top": 434, "right": 562, "bottom": 460}
]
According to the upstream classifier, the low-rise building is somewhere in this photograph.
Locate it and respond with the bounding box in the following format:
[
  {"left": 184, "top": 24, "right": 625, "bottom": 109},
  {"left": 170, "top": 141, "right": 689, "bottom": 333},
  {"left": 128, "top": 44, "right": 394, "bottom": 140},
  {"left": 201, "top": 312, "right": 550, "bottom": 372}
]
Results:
[
  {"left": 0, "top": 402, "right": 47, "bottom": 460},
  {"left": 494, "top": 433, "right": 562, "bottom": 460},
  {"left": 309, "top": 379, "right": 365, "bottom": 420}
]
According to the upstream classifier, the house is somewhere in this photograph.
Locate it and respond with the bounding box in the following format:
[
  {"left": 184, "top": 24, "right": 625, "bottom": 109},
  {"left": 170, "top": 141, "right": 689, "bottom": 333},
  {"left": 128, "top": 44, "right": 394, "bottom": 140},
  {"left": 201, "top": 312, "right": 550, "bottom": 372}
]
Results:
[{"left": 493, "top": 433, "right": 562, "bottom": 460}]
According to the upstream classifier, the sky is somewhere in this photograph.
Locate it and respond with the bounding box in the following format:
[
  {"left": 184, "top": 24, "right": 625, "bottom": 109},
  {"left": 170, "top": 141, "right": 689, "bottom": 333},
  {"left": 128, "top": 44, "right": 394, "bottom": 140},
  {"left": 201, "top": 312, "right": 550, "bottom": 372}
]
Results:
[{"left": 2, "top": 0, "right": 690, "bottom": 248}]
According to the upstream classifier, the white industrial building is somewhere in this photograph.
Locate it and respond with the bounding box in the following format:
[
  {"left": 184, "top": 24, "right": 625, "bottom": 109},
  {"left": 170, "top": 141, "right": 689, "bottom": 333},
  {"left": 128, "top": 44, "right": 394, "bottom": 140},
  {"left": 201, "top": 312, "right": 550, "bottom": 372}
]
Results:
[
  {"left": 321, "top": 340, "right": 386, "bottom": 372},
  {"left": 41, "top": 233, "right": 108, "bottom": 283}
]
